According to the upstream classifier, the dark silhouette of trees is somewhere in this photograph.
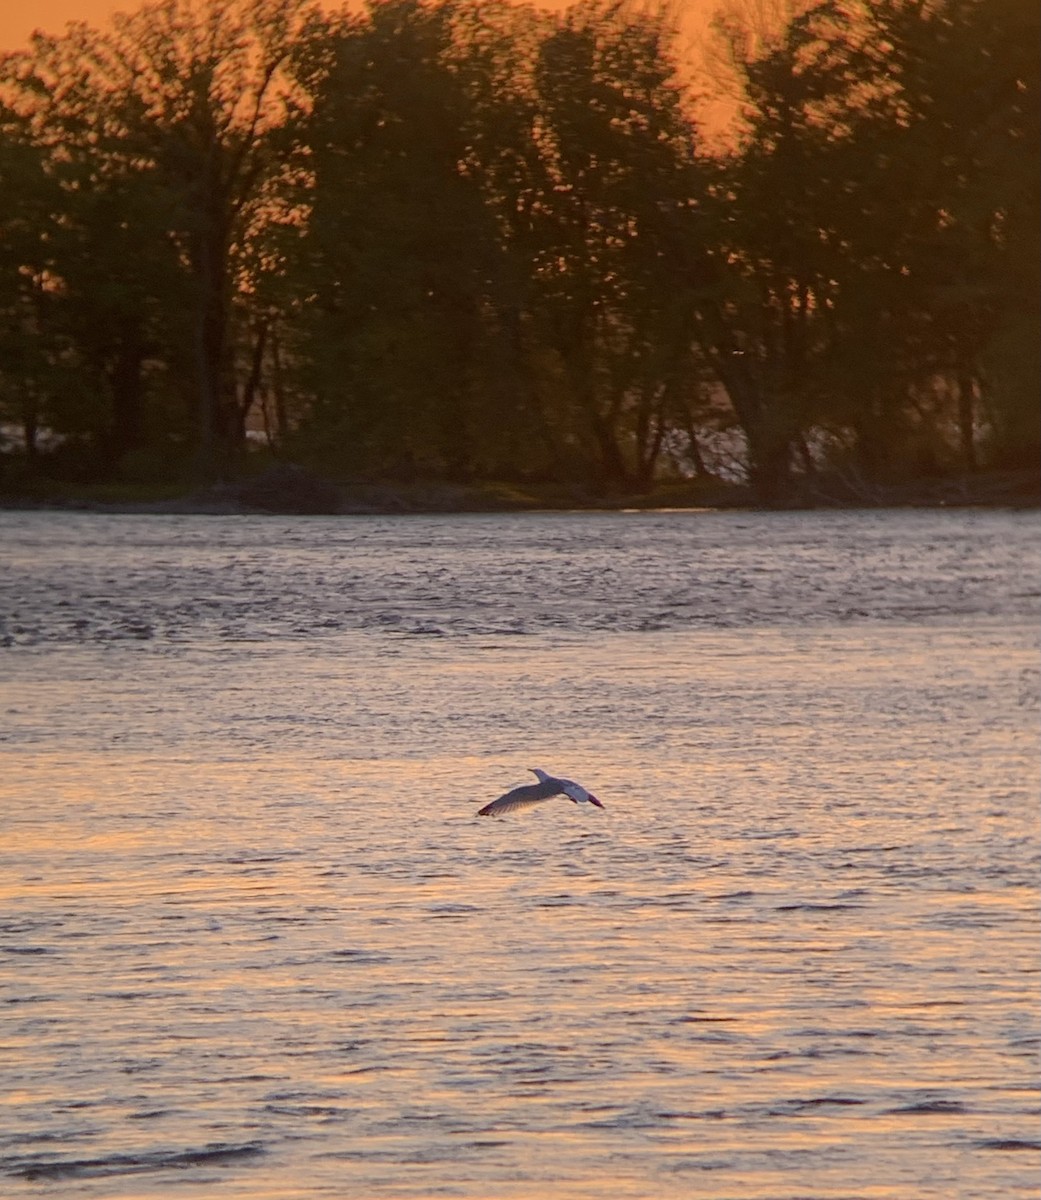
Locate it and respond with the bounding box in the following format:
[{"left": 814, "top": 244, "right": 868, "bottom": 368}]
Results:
[
  {"left": 1, "top": 0, "right": 321, "bottom": 480},
  {"left": 1, "top": 0, "right": 1036, "bottom": 503},
  {"left": 709, "top": 0, "right": 1039, "bottom": 500},
  {"left": 293, "top": 0, "right": 528, "bottom": 481},
  {"left": 0, "top": 106, "right": 63, "bottom": 469},
  {"left": 524, "top": 2, "right": 713, "bottom": 491}
]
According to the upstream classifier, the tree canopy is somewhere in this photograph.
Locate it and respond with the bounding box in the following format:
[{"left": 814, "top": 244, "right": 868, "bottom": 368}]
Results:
[{"left": 1, "top": 0, "right": 1036, "bottom": 504}]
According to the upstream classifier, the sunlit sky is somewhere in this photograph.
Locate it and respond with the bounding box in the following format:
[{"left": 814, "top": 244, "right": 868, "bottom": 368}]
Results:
[
  {"left": 0, "top": 0, "right": 114, "bottom": 49},
  {"left": 0, "top": 0, "right": 731, "bottom": 142},
  {"left": 0, "top": 0, "right": 719, "bottom": 53}
]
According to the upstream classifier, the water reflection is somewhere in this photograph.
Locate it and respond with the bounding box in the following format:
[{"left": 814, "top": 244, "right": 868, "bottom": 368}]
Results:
[{"left": 0, "top": 510, "right": 1038, "bottom": 1198}]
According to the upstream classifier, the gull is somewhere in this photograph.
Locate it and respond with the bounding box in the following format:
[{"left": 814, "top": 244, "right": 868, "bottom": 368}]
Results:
[{"left": 477, "top": 769, "right": 605, "bottom": 817}]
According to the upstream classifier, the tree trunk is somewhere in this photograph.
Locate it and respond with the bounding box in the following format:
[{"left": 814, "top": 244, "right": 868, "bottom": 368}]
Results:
[
  {"left": 21, "top": 407, "right": 39, "bottom": 462},
  {"left": 589, "top": 411, "right": 632, "bottom": 493},
  {"left": 708, "top": 341, "right": 793, "bottom": 506},
  {"left": 103, "top": 334, "right": 146, "bottom": 475},
  {"left": 685, "top": 421, "right": 708, "bottom": 479},
  {"left": 956, "top": 362, "right": 978, "bottom": 472},
  {"left": 192, "top": 203, "right": 232, "bottom": 483},
  {"left": 237, "top": 318, "right": 269, "bottom": 456}
]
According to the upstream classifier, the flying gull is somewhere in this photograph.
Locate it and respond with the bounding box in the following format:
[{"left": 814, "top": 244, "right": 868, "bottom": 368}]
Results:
[{"left": 477, "top": 769, "right": 604, "bottom": 817}]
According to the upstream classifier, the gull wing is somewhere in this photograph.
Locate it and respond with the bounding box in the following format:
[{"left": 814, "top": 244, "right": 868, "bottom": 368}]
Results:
[{"left": 478, "top": 778, "right": 564, "bottom": 816}]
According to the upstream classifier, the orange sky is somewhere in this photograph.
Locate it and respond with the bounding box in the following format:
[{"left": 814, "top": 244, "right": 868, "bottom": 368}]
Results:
[
  {"left": 0, "top": 0, "right": 566, "bottom": 50},
  {"left": 0, "top": 0, "right": 119, "bottom": 49},
  {"left": 1, "top": 0, "right": 717, "bottom": 53},
  {"left": 0, "top": 0, "right": 729, "bottom": 138}
]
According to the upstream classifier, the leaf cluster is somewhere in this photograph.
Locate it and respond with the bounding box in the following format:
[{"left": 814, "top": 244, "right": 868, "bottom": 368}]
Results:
[{"left": 0, "top": 0, "right": 1035, "bottom": 501}]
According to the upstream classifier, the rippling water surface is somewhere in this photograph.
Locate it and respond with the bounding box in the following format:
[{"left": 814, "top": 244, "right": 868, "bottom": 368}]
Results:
[{"left": 1, "top": 509, "right": 1038, "bottom": 1199}]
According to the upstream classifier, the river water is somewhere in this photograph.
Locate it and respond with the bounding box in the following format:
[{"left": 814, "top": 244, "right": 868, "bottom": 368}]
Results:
[{"left": 1, "top": 508, "right": 1038, "bottom": 1199}]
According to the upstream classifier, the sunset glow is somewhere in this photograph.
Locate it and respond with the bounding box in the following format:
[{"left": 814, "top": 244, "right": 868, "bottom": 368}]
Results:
[
  {"left": 1, "top": 0, "right": 1036, "bottom": 1191},
  {"left": 0, "top": 0, "right": 123, "bottom": 49},
  {"left": 0, "top": 0, "right": 604, "bottom": 50}
]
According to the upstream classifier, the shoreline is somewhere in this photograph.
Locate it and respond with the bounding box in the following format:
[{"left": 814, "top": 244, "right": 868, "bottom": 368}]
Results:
[{"left": 1, "top": 466, "right": 1037, "bottom": 516}]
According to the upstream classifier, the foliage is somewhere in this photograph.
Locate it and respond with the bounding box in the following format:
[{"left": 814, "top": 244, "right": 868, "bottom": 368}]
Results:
[
  {"left": 0, "top": 0, "right": 1035, "bottom": 502},
  {"left": 709, "top": 0, "right": 1039, "bottom": 497},
  {"left": 1, "top": 0, "right": 322, "bottom": 480}
]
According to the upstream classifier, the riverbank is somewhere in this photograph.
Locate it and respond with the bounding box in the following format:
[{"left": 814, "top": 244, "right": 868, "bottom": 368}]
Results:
[{"left": 1, "top": 464, "right": 1037, "bottom": 515}]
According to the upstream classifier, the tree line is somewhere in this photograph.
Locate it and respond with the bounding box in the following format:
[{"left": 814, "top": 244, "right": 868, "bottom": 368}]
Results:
[{"left": 1, "top": 0, "right": 1036, "bottom": 505}]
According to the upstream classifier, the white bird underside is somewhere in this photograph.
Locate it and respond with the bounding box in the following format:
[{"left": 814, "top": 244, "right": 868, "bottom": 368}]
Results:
[{"left": 478, "top": 769, "right": 604, "bottom": 817}]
